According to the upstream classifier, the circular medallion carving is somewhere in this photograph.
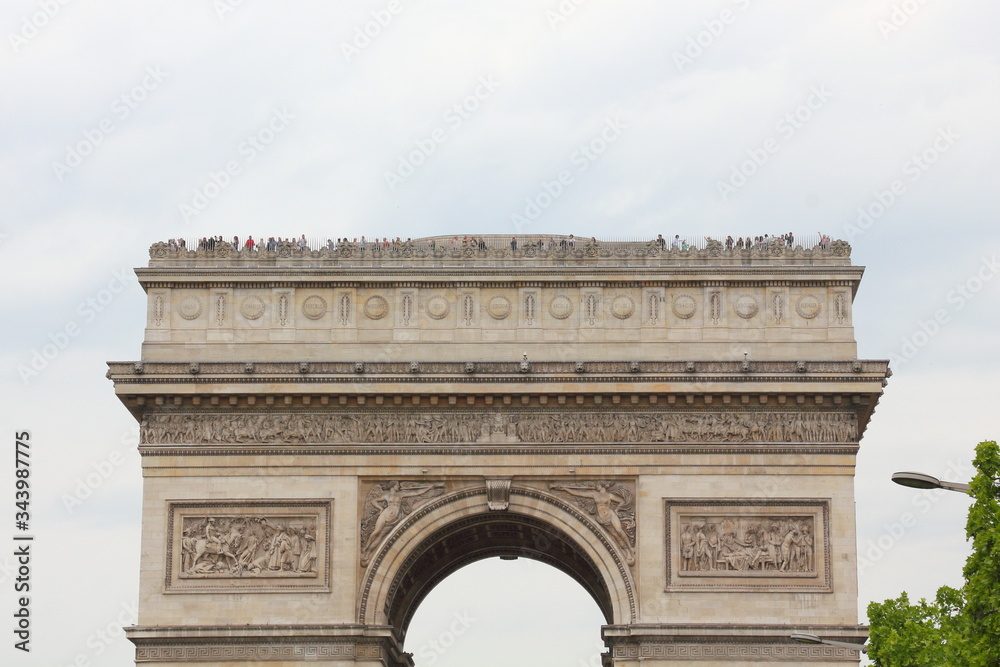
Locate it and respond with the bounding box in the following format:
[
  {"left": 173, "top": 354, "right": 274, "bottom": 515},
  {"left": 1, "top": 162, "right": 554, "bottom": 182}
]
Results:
[
  {"left": 796, "top": 295, "right": 822, "bottom": 319},
  {"left": 672, "top": 295, "right": 697, "bottom": 319},
  {"left": 549, "top": 295, "right": 574, "bottom": 320},
  {"left": 610, "top": 295, "right": 635, "bottom": 320},
  {"left": 178, "top": 296, "right": 202, "bottom": 320},
  {"left": 302, "top": 295, "right": 328, "bottom": 320},
  {"left": 486, "top": 295, "right": 512, "bottom": 320},
  {"left": 426, "top": 296, "right": 450, "bottom": 320},
  {"left": 364, "top": 296, "right": 389, "bottom": 320},
  {"left": 240, "top": 296, "right": 265, "bottom": 320},
  {"left": 734, "top": 295, "right": 759, "bottom": 319}
]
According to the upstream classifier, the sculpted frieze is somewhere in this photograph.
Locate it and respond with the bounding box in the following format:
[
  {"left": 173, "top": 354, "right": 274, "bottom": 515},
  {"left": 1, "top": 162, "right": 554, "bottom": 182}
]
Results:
[
  {"left": 141, "top": 410, "right": 858, "bottom": 445},
  {"left": 180, "top": 515, "right": 318, "bottom": 578},
  {"left": 664, "top": 499, "right": 830, "bottom": 592},
  {"left": 678, "top": 515, "right": 815, "bottom": 574},
  {"left": 165, "top": 501, "right": 331, "bottom": 593}
]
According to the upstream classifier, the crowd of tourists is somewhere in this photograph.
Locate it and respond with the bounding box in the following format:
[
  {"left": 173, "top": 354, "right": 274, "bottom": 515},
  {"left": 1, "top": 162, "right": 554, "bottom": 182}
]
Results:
[{"left": 162, "top": 232, "right": 834, "bottom": 253}]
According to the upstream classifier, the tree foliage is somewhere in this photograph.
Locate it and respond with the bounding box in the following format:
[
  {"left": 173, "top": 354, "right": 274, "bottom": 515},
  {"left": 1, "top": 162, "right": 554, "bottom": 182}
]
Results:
[{"left": 867, "top": 440, "right": 1000, "bottom": 666}]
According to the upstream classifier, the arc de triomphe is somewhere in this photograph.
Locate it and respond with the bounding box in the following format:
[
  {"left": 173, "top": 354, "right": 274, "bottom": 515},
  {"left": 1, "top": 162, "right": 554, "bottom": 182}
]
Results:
[{"left": 111, "top": 235, "right": 885, "bottom": 666}]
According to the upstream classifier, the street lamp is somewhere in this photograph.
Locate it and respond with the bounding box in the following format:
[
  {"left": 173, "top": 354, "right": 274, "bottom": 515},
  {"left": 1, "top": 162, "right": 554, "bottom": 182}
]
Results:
[
  {"left": 891, "top": 471, "right": 970, "bottom": 494},
  {"left": 790, "top": 632, "right": 868, "bottom": 654}
]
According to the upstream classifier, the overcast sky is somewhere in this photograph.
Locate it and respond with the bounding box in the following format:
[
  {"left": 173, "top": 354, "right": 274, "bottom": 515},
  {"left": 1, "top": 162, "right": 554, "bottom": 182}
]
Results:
[{"left": 2, "top": 1, "right": 998, "bottom": 665}]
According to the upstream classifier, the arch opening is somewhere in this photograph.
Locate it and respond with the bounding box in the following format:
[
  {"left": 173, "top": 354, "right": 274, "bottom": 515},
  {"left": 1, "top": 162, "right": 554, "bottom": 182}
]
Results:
[
  {"left": 385, "top": 512, "right": 614, "bottom": 639},
  {"left": 405, "top": 557, "right": 608, "bottom": 667}
]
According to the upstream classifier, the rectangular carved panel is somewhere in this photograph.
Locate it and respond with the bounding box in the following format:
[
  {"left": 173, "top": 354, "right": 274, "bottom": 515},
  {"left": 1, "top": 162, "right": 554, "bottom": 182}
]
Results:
[
  {"left": 165, "top": 500, "right": 331, "bottom": 593},
  {"left": 664, "top": 499, "right": 830, "bottom": 592}
]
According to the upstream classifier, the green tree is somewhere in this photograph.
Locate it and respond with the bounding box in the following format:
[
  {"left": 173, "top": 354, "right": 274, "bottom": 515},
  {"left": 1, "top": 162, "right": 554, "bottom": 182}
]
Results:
[{"left": 867, "top": 440, "right": 1000, "bottom": 666}]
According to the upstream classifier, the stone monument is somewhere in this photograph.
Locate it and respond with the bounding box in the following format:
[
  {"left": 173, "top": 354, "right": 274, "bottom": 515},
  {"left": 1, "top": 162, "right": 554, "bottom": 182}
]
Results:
[{"left": 110, "top": 235, "right": 885, "bottom": 665}]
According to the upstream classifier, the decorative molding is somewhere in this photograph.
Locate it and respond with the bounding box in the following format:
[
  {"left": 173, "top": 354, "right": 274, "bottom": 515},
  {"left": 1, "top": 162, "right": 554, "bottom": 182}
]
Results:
[
  {"left": 584, "top": 293, "right": 598, "bottom": 325},
  {"left": 131, "top": 636, "right": 394, "bottom": 663},
  {"left": 178, "top": 296, "right": 202, "bottom": 320},
  {"left": 364, "top": 295, "right": 389, "bottom": 320},
  {"left": 400, "top": 292, "right": 413, "bottom": 326},
  {"left": 608, "top": 643, "right": 854, "bottom": 661},
  {"left": 277, "top": 293, "right": 290, "bottom": 326},
  {"left": 549, "top": 295, "right": 573, "bottom": 320},
  {"left": 152, "top": 295, "right": 164, "bottom": 326},
  {"left": 733, "top": 295, "right": 758, "bottom": 320},
  {"left": 486, "top": 295, "right": 511, "bottom": 320},
  {"left": 214, "top": 293, "right": 227, "bottom": 326},
  {"left": 610, "top": 295, "right": 635, "bottom": 320},
  {"left": 301, "top": 295, "right": 327, "bottom": 320},
  {"left": 165, "top": 500, "right": 331, "bottom": 593},
  {"left": 796, "top": 295, "right": 822, "bottom": 319},
  {"left": 109, "top": 358, "right": 890, "bottom": 379},
  {"left": 358, "top": 485, "right": 638, "bottom": 624},
  {"left": 672, "top": 295, "right": 697, "bottom": 319},
  {"left": 139, "top": 410, "right": 858, "bottom": 445},
  {"left": 338, "top": 293, "right": 351, "bottom": 326},
  {"left": 485, "top": 478, "right": 511, "bottom": 511},
  {"left": 835, "top": 292, "right": 847, "bottom": 324},
  {"left": 240, "top": 295, "right": 265, "bottom": 320},
  {"left": 462, "top": 293, "right": 475, "bottom": 326},
  {"left": 709, "top": 291, "right": 722, "bottom": 324},
  {"left": 426, "top": 296, "right": 450, "bottom": 320}
]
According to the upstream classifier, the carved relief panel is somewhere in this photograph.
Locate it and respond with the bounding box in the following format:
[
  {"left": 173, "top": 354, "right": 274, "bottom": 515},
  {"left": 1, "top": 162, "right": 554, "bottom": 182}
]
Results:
[
  {"left": 165, "top": 500, "right": 331, "bottom": 593},
  {"left": 358, "top": 480, "right": 448, "bottom": 566},
  {"left": 549, "top": 480, "right": 636, "bottom": 565},
  {"left": 141, "top": 410, "right": 859, "bottom": 446},
  {"left": 664, "top": 499, "right": 830, "bottom": 592}
]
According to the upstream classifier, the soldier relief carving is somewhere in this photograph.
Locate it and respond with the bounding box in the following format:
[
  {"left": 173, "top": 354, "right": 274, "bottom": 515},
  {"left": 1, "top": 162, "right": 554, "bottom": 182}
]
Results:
[
  {"left": 679, "top": 515, "right": 815, "bottom": 575},
  {"left": 359, "top": 481, "right": 444, "bottom": 566},
  {"left": 550, "top": 481, "right": 636, "bottom": 565},
  {"left": 180, "top": 515, "right": 318, "bottom": 578},
  {"left": 141, "top": 411, "right": 858, "bottom": 445}
]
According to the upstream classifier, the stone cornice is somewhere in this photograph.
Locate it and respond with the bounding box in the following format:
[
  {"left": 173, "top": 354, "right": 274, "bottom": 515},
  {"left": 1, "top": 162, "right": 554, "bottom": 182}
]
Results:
[
  {"left": 109, "top": 359, "right": 890, "bottom": 379},
  {"left": 137, "top": 443, "right": 860, "bottom": 458}
]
